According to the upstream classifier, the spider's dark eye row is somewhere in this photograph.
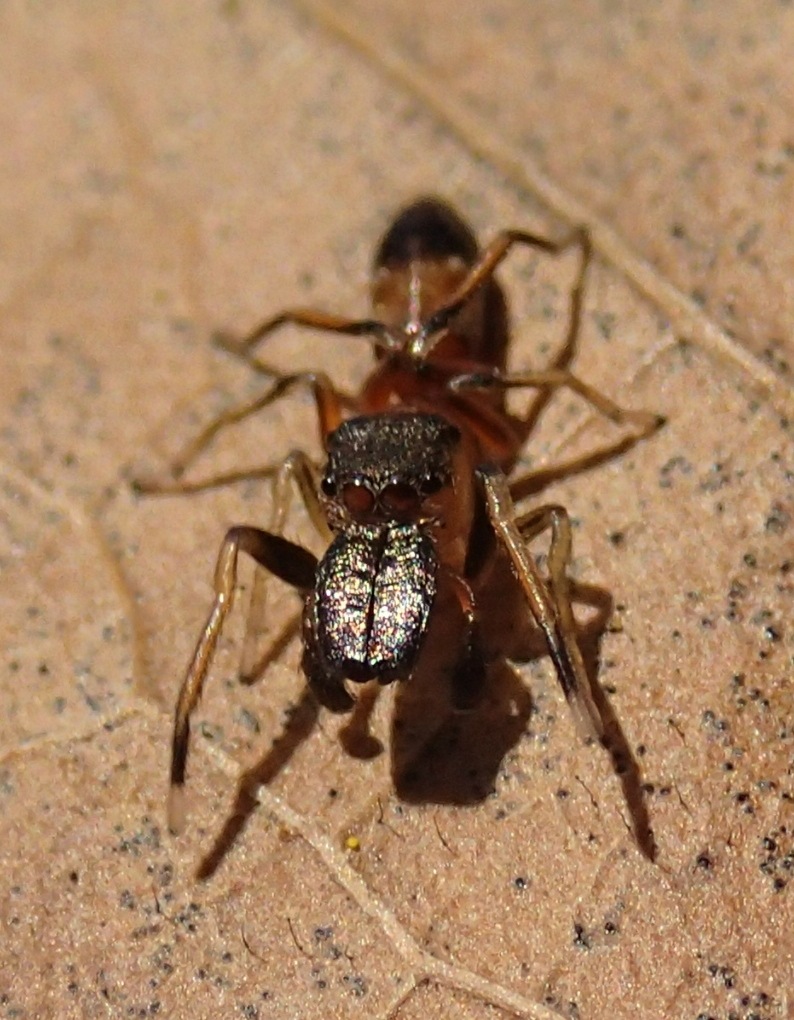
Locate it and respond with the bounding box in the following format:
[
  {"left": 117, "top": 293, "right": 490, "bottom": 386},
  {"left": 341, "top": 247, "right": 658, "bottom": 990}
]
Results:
[
  {"left": 322, "top": 473, "right": 445, "bottom": 504},
  {"left": 420, "top": 472, "right": 445, "bottom": 495},
  {"left": 342, "top": 481, "right": 376, "bottom": 515},
  {"left": 380, "top": 482, "right": 419, "bottom": 515}
]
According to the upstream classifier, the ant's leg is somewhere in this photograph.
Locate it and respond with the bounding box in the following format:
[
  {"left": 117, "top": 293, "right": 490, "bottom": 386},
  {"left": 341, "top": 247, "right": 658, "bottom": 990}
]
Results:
[
  {"left": 131, "top": 372, "right": 346, "bottom": 496},
  {"left": 452, "top": 366, "right": 664, "bottom": 498},
  {"left": 477, "top": 465, "right": 604, "bottom": 742},
  {"left": 131, "top": 380, "right": 292, "bottom": 495},
  {"left": 547, "top": 228, "right": 591, "bottom": 370},
  {"left": 521, "top": 228, "right": 592, "bottom": 438},
  {"left": 215, "top": 307, "right": 395, "bottom": 361},
  {"left": 168, "top": 526, "right": 317, "bottom": 833},
  {"left": 239, "top": 449, "right": 330, "bottom": 682},
  {"left": 509, "top": 431, "right": 658, "bottom": 501},
  {"left": 419, "top": 226, "right": 590, "bottom": 355},
  {"left": 452, "top": 365, "right": 664, "bottom": 437}
]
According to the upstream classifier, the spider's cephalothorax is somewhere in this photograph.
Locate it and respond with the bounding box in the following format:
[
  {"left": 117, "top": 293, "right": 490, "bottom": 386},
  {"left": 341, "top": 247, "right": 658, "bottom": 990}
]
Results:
[{"left": 319, "top": 412, "right": 460, "bottom": 527}]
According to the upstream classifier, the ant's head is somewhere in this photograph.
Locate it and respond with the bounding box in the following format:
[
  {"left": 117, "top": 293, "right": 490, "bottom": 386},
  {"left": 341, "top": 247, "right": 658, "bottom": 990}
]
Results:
[
  {"left": 370, "top": 197, "right": 481, "bottom": 361},
  {"left": 320, "top": 413, "right": 462, "bottom": 528}
]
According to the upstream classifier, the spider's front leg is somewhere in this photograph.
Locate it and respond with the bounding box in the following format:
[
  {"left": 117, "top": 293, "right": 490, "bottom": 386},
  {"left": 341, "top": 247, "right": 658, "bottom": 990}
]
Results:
[
  {"left": 477, "top": 465, "right": 604, "bottom": 742},
  {"left": 168, "top": 526, "right": 317, "bottom": 833}
]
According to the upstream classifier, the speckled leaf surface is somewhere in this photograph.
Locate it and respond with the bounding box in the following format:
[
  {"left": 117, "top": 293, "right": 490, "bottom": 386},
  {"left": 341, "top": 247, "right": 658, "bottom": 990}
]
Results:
[{"left": 0, "top": 4, "right": 791, "bottom": 1019}]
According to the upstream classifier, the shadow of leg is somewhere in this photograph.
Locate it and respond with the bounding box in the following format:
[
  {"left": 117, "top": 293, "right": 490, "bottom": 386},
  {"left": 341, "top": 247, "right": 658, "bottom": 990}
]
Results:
[
  {"left": 195, "top": 687, "right": 319, "bottom": 880},
  {"left": 573, "top": 580, "right": 657, "bottom": 862},
  {"left": 511, "top": 577, "right": 657, "bottom": 861},
  {"left": 591, "top": 680, "right": 658, "bottom": 863},
  {"left": 339, "top": 681, "right": 384, "bottom": 759}
]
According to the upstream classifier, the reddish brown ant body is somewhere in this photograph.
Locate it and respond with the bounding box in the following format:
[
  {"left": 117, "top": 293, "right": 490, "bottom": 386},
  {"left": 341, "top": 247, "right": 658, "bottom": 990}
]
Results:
[{"left": 139, "top": 198, "right": 662, "bottom": 832}]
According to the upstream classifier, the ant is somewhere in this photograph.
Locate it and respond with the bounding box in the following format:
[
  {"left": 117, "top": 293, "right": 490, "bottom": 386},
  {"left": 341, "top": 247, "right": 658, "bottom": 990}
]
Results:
[{"left": 138, "top": 198, "right": 664, "bottom": 834}]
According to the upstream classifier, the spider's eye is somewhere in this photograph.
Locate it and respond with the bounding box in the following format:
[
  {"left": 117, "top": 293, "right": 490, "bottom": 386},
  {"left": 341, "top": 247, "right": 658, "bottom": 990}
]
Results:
[
  {"left": 320, "top": 476, "right": 336, "bottom": 497},
  {"left": 342, "top": 481, "right": 376, "bottom": 515},
  {"left": 420, "top": 472, "right": 445, "bottom": 495},
  {"left": 380, "top": 482, "right": 420, "bottom": 516}
]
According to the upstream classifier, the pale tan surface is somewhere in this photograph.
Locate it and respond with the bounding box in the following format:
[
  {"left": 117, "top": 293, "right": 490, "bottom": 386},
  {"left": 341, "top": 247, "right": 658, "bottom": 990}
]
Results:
[{"left": 1, "top": 4, "right": 792, "bottom": 1020}]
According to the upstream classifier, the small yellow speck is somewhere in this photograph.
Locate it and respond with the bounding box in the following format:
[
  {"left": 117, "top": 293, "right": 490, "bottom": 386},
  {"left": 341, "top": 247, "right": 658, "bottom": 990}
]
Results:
[{"left": 344, "top": 835, "right": 361, "bottom": 852}]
